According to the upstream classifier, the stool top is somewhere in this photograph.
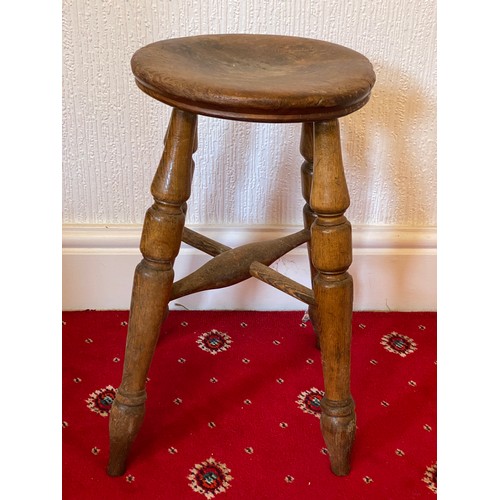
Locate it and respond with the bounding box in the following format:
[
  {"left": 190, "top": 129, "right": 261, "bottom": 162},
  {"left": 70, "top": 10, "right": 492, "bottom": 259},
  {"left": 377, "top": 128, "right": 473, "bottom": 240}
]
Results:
[{"left": 131, "top": 34, "right": 375, "bottom": 123}]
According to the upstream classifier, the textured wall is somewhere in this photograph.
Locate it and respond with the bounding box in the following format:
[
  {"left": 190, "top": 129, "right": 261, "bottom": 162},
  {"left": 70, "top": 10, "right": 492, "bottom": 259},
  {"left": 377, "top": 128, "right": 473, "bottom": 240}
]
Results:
[{"left": 62, "top": 0, "right": 436, "bottom": 226}]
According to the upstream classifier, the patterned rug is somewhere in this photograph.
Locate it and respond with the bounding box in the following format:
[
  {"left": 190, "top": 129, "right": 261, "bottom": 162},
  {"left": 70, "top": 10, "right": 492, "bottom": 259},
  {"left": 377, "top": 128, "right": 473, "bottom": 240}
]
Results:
[{"left": 62, "top": 310, "right": 436, "bottom": 499}]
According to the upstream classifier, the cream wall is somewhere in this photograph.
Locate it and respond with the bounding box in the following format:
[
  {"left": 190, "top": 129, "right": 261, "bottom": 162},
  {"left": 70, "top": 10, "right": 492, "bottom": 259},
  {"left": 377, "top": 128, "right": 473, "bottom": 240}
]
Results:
[
  {"left": 62, "top": 0, "right": 436, "bottom": 227},
  {"left": 62, "top": 0, "right": 436, "bottom": 310}
]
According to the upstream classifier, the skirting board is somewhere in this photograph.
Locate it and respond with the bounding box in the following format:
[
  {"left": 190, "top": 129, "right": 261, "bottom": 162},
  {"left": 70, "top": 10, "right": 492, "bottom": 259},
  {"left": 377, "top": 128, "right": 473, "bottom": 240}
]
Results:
[{"left": 62, "top": 224, "right": 436, "bottom": 311}]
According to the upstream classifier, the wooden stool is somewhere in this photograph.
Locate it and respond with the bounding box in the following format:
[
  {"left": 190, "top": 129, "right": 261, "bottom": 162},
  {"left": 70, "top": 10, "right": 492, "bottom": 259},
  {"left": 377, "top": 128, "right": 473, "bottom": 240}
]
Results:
[{"left": 107, "top": 34, "right": 375, "bottom": 477}]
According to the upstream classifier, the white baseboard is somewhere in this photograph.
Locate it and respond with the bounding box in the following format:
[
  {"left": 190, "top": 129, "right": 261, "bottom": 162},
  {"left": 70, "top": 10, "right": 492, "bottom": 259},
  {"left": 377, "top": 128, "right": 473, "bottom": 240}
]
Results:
[{"left": 62, "top": 224, "right": 436, "bottom": 311}]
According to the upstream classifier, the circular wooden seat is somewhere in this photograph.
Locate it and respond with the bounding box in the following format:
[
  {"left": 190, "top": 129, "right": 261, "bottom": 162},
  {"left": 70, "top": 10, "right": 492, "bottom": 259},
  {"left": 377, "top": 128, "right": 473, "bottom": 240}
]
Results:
[{"left": 131, "top": 34, "right": 376, "bottom": 122}]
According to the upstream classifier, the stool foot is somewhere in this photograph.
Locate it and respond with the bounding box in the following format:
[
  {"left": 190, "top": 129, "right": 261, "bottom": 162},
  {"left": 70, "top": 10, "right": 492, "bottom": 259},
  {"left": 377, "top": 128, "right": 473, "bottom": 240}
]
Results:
[
  {"left": 321, "top": 397, "right": 356, "bottom": 476},
  {"left": 107, "top": 395, "right": 145, "bottom": 476}
]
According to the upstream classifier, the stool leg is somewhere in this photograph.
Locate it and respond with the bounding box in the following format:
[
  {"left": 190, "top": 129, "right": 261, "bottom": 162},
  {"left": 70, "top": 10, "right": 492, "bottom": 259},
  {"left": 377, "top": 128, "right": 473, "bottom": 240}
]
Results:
[
  {"left": 300, "top": 123, "right": 320, "bottom": 345},
  {"left": 107, "top": 109, "right": 198, "bottom": 476},
  {"left": 310, "top": 119, "right": 355, "bottom": 476}
]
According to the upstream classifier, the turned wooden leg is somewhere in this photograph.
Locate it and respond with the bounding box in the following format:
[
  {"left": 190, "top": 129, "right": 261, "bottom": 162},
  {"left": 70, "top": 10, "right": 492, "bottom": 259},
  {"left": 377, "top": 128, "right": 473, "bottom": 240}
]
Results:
[
  {"left": 310, "top": 119, "right": 355, "bottom": 476},
  {"left": 107, "top": 108, "right": 198, "bottom": 476},
  {"left": 300, "top": 122, "right": 320, "bottom": 346}
]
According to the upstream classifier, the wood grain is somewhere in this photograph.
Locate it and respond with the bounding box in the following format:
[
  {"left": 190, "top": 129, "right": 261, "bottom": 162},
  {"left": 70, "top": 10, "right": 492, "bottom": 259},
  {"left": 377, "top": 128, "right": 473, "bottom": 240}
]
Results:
[
  {"left": 131, "top": 34, "right": 375, "bottom": 123},
  {"left": 249, "top": 261, "right": 315, "bottom": 306},
  {"left": 300, "top": 122, "right": 320, "bottom": 344},
  {"left": 310, "top": 119, "right": 355, "bottom": 476},
  {"left": 171, "top": 229, "right": 309, "bottom": 300},
  {"left": 182, "top": 226, "right": 231, "bottom": 257}
]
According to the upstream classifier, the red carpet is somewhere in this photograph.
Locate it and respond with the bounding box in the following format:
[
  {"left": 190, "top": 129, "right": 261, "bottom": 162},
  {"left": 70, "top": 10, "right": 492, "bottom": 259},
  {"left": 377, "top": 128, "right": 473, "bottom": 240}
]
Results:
[{"left": 62, "top": 310, "right": 436, "bottom": 499}]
